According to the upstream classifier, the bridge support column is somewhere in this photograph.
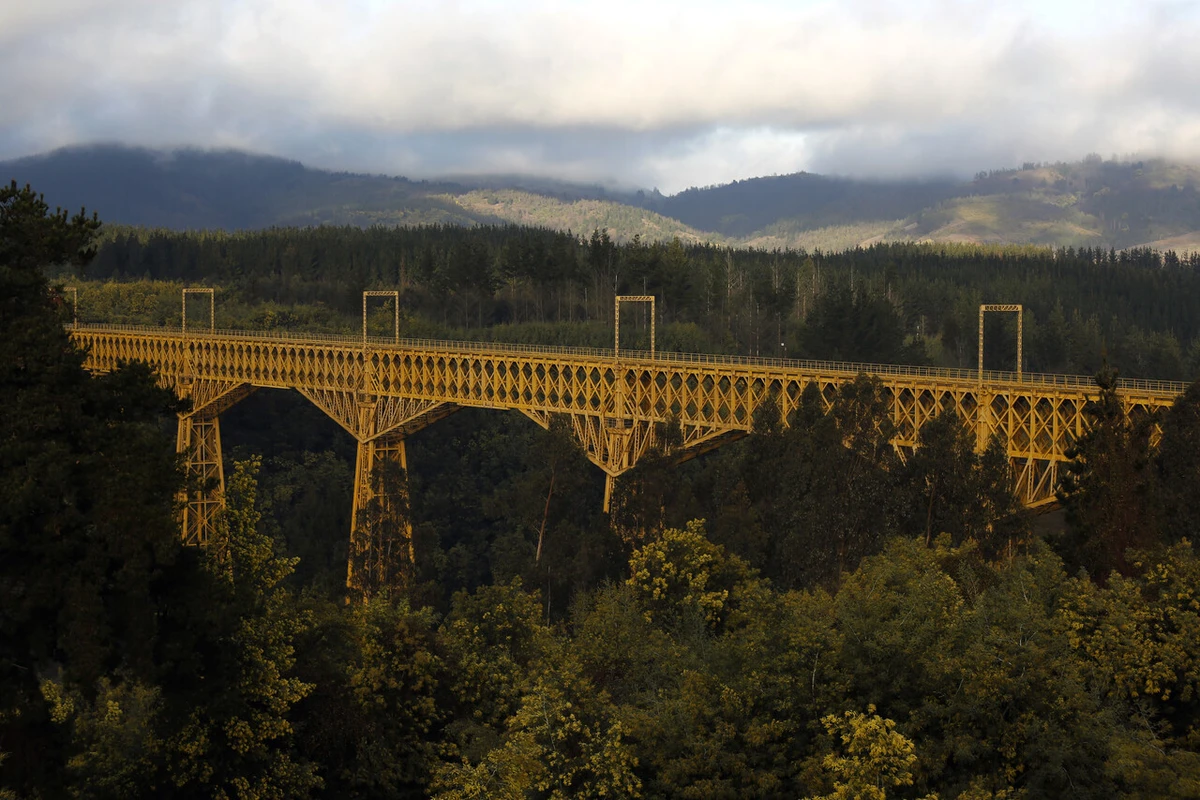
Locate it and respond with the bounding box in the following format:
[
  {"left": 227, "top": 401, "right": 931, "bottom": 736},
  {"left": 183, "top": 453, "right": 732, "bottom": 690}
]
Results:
[
  {"left": 348, "top": 432, "right": 412, "bottom": 596},
  {"left": 297, "top": 388, "right": 459, "bottom": 596},
  {"left": 975, "top": 389, "right": 993, "bottom": 453},
  {"left": 177, "top": 415, "right": 226, "bottom": 547},
  {"left": 175, "top": 381, "right": 255, "bottom": 547}
]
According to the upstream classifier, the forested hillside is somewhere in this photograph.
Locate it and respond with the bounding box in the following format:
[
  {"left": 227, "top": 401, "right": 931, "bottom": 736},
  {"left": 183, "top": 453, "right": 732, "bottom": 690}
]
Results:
[{"left": 7, "top": 146, "right": 1200, "bottom": 251}]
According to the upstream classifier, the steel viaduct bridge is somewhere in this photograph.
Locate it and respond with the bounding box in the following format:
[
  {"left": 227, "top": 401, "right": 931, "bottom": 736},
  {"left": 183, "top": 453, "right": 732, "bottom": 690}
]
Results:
[{"left": 67, "top": 320, "right": 1185, "bottom": 586}]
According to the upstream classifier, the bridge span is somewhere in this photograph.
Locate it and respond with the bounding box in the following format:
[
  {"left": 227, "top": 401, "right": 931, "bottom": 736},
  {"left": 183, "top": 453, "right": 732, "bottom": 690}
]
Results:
[{"left": 68, "top": 324, "right": 1185, "bottom": 584}]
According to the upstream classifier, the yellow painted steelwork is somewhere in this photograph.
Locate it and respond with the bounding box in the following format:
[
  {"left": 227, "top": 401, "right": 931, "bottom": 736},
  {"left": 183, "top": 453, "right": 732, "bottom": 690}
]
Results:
[
  {"left": 181, "top": 288, "right": 215, "bottom": 335},
  {"left": 979, "top": 303, "right": 1024, "bottom": 380},
  {"left": 615, "top": 295, "right": 655, "bottom": 357},
  {"left": 68, "top": 323, "right": 1186, "bottom": 580}
]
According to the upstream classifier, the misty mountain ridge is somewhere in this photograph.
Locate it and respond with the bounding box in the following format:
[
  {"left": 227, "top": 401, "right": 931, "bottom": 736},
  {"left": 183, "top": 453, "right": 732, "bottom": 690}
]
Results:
[{"left": 4, "top": 144, "right": 1200, "bottom": 252}]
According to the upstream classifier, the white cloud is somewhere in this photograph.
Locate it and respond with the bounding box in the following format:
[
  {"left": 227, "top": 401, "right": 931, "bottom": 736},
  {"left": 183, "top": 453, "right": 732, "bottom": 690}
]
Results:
[
  {"left": 642, "top": 128, "right": 812, "bottom": 193},
  {"left": 2, "top": 0, "right": 1199, "bottom": 189}
]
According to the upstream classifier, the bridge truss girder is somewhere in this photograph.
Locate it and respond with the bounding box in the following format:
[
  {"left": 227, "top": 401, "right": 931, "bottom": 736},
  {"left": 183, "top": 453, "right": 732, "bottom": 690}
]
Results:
[
  {"left": 71, "top": 326, "right": 1183, "bottom": 569},
  {"left": 885, "top": 384, "right": 1099, "bottom": 508}
]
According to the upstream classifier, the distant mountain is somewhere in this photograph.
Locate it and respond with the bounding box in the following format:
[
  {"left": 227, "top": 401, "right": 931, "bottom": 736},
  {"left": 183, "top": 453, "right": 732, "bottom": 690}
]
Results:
[
  {"left": 4, "top": 145, "right": 1200, "bottom": 251},
  {"left": 908, "top": 160, "right": 1200, "bottom": 249},
  {"left": 0, "top": 145, "right": 482, "bottom": 230},
  {"left": 641, "top": 172, "right": 961, "bottom": 238},
  {"left": 0, "top": 145, "right": 700, "bottom": 240},
  {"left": 636, "top": 159, "right": 1200, "bottom": 250}
]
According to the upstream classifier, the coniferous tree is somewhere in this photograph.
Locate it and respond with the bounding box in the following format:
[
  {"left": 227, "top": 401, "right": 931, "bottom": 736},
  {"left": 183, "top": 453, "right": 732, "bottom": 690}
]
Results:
[
  {"left": 1153, "top": 378, "right": 1200, "bottom": 544},
  {"left": 1057, "top": 367, "right": 1160, "bottom": 577},
  {"left": 167, "top": 458, "right": 320, "bottom": 798},
  {"left": 0, "top": 182, "right": 184, "bottom": 795}
]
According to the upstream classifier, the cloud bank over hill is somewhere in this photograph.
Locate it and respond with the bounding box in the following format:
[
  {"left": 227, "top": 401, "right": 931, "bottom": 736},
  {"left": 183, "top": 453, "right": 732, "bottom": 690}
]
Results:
[{"left": 2, "top": 0, "right": 1198, "bottom": 192}]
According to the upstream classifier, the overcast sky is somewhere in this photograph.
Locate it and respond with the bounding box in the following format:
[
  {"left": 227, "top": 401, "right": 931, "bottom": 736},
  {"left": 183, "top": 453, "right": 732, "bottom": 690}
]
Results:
[{"left": 2, "top": 0, "right": 1198, "bottom": 193}]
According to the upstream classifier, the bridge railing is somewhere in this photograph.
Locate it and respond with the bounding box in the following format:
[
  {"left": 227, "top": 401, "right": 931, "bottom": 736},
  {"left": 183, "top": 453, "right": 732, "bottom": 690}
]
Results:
[{"left": 67, "top": 323, "right": 1189, "bottom": 397}]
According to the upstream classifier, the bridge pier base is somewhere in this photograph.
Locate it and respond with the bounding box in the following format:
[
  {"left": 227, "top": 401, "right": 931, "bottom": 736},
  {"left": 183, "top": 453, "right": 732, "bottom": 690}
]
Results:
[
  {"left": 348, "top": 433, "right": 412, "bottom": 596},
  {"left": 296, "top": 389, "right": 455, "bottom": 596},
  {"left": 177, "top": 415, "right": 226, "bottom": 547}
]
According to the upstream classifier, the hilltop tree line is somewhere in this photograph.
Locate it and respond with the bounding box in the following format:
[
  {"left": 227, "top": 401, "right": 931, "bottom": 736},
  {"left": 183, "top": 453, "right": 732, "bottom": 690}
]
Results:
[
  {"left": 7, "top": 184, "right": 1200, "bottom": 797},
  {"left": 70, "top": 223, "right": 1200, "bottom": 380}
]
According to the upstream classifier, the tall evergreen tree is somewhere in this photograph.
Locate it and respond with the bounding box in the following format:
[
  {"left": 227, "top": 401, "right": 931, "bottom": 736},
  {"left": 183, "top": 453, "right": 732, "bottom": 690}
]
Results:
[
  {"left": 167, "top": 458, "right": 320, "bottom": 798},
  {"left": 1057, "top": 367, "right": 1160, "bottom": 577},
  {"left": 1153, "top": 378, "right": 1200, "bottom": 543},
  {"left": 0, "top": 182, "right": 184, "bottom": 794}
]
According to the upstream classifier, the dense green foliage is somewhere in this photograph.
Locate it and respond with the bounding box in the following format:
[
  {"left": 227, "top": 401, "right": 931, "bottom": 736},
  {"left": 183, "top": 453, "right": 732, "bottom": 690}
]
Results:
[
  {"left": 7, "top": 184, "right": 1200, "bottom": 797},
  {"left": 1, "top": 181, "right": 320, "bottom": 797},
  {"left": 1, "top": 180, "right": 183, "bottom": 792}
]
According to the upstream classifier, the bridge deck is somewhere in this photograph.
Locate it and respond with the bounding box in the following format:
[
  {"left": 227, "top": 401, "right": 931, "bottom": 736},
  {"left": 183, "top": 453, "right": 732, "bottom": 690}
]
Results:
[{"left": 69, "top": 322, "right": 1186, "bottom": 395}]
